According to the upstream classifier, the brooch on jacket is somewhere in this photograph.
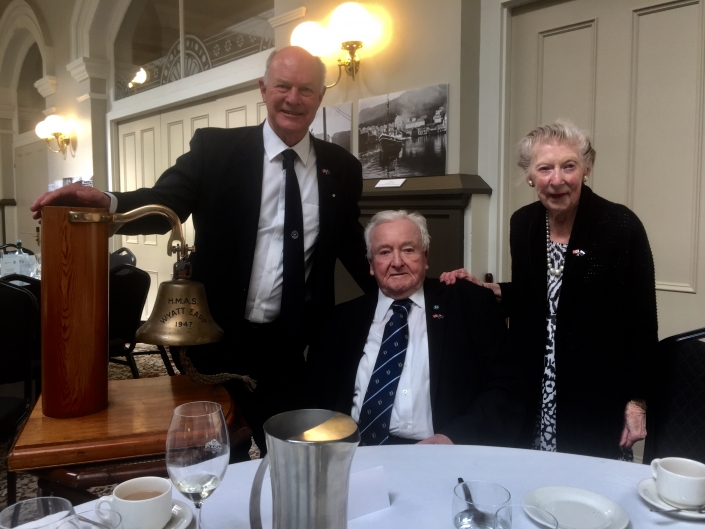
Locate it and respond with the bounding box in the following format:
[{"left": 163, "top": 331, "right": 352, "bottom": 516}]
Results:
[
  {"left": 572, "top": 249, "right": 586, "bottom": 256},
  {"left": 432, "top": 314, "right": 444, "bottom": 319},
  {"left": 322, "top": 168, "right": 331, "bottom": 174}
]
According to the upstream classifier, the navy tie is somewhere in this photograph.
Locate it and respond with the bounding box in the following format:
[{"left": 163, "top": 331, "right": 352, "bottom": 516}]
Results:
[
  {"left": 280, "top": 149, "right": 305, "bottom": 339},
  {"left": 358, "top": 298, "right": 413, "bottom": 446}
]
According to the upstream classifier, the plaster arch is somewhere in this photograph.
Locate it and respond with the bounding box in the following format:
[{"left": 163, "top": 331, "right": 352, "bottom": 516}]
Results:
[
  {"left": 0, "top": 0, "right": 53, "bottom": 108},
  {"left": 70, "top": 0, "right": 132, "bottom": 63}
]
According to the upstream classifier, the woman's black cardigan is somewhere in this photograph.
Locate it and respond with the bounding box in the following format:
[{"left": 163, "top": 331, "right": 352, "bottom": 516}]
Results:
[{"left": 500, "top": 185, "right": 658, "bottom": 459}]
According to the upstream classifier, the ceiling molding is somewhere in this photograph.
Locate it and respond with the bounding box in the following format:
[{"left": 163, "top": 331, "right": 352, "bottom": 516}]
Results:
[{"left": 269, "top": 7, "right": 306, "bottom": 28}]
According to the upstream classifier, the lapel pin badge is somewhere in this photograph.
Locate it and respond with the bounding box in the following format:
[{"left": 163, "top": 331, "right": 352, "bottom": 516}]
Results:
[
  {"left": 322, "top": 168, "right": 330, "bottom": 174},
  {"left": 572, "top": 249, "right": 586, "bottom": 256},
  {"left": 432, "top": 314, "right": 444, "bottom": 319},
  {"left": 433, "top": 305, "right": 439, "bottom": 309}
]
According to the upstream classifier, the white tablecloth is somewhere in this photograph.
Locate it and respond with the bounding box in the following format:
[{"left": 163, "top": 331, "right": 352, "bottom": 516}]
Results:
[{"left": 81, "top": 445, "right": 697, "bottom": 528}]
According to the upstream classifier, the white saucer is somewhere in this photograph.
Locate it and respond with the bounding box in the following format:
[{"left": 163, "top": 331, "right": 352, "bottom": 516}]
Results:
[
  {"left": 637, "top": 478, "right": 705, "bottom": 521},
  {"left": 165, "top": 500, "right": 193, "bottom": 529},
  {"left": 523, "top": 486, "right": 629, "bottom": 529}
]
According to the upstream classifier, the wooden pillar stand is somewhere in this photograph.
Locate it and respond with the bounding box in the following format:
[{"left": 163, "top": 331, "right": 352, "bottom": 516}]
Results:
[{"left": 41, "top": 206, "right": 109, "bottom": 418}]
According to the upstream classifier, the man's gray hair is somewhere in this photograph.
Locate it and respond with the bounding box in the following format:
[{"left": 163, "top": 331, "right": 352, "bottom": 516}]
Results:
[
  {"left": 517, "top": 119, "right": 596, "bottom": 176},
  {"left": 365, "top": 210, "right": 431, "bottom": 259},
  {"left": 262, "top": 47, "right": 327, "bottom": 93}
]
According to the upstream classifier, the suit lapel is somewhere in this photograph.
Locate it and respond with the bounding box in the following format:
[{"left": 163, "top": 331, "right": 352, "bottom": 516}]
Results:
[
  {"left": 337, "top": 292, "right": 378, "bottom": 412},
  {"left": 312, "top": 138, "right": 340, "bottom": 241},
  {"left": 528, "top": 204, "right": 547, "bottom": 305},
  {"left": 235, "top": 124, "right": 266, "bottom": 289},
  {"left": 559, "top": 184, "right": 594, "bottom": 312},
  {"left": 423, "top": 278, "right": 446, "bottom": 412}
]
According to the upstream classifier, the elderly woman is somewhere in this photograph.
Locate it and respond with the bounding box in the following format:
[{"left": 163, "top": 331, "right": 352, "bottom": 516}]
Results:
[{"left": 443, "top": 121, "right": 657, "bottom": 459}]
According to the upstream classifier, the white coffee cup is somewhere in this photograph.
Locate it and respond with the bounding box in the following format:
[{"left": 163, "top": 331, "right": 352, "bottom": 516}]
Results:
[
  {"left": 96, "top": 476, "right": 172, "bottom": 529},
  {"left": 651, "top": 457, "right": 705, "bottom": 508}
]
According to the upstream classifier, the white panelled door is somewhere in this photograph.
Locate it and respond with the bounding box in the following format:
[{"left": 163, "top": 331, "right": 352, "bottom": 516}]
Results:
[
  {"left": 116, "top": 87, "right": 263, "bottom": 318},
  {"left": 14, "top": 140, "right": 48, "bottom": 254},
  {"left": 506, "top": 0, "right": 705, "bottom": 339}
]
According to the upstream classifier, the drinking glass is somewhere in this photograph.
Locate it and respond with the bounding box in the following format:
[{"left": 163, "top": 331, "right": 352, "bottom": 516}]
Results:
[
  {"left": 494, "top": 504, "right": 558, "bottom": 529},
  {"left": 0, "top": 497, "right": 76, "bottom": 529},
  {"left": 166, "top": 401, "right": 230, "bottom": 529},
  {"left": 452, "top": 481, "right": 511, "bottom": 529},
  {"left": 73, "top": 509, "right": 122, "bottom": 529}
]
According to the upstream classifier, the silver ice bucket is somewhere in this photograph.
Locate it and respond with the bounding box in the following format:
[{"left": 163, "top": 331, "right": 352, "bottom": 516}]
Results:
[{"left": 249, "top": 409, "right": 360, "bottom": 529}]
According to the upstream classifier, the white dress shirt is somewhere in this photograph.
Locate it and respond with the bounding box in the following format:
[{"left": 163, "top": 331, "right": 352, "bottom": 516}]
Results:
[
  {"left": 351, "top": 287, "right": 434, "bottom": 440},
  {"left": 244, "top": 121, "right": 320, "bottom": 322},
  {"left": 108, "top": 121, "right": 320, "bottom": 323}
]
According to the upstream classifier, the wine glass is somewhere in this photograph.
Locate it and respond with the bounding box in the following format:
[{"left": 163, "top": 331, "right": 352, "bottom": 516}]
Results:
[{"left": 166, "top": 401, "right": 230, "bottom": 529}]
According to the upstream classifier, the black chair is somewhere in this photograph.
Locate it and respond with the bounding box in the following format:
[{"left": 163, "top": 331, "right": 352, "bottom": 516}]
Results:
[
  {"left": 0, "top": 278, "right": 40, "bottom": 504},
  {"left": 0, "top": 243, "right": 34, "bottom": 256},
  {"left": 643, "top": 327, "right": 705, "bottom": 464},
  {"left": 110, "top": 247, "right": 136, "bottom": 269},
  {"left": 1, "top": 274, "right": 42, "bottom": 396},
  {"left": 109, "top": 264, "right": 151, "bottom": 378},
  {"left": 108, "top": 264, "right": 176, "bottom": 378}
]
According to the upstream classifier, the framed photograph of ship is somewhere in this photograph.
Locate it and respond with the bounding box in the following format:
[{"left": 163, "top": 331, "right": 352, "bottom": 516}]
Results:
[
  {"left": 358, "top": 84, "right": 448, "bottom": 179},
  {"left": 310, "top": 102, "right": 353, "bottom": 153}
]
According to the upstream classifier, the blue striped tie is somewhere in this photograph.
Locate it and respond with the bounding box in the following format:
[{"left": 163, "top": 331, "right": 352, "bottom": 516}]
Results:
[{"left": 358, "top": 298, "right": 413, "bottom": 446}]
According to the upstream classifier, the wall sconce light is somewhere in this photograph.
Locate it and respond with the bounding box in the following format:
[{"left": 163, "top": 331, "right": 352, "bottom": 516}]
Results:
[
  {"left": 292, "top": 2, "right": 381, "bottom": 88},
  {"left": 35, "top": 115, "right": 71, "bottom": 154},
  {"left": 128, "top": 68, "right": 147, "bottom": 88}
]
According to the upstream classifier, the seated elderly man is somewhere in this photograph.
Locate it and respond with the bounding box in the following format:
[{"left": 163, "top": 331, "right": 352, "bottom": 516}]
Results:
[{"left": 312, "top": 210, "right": 524, "bottom": 446}]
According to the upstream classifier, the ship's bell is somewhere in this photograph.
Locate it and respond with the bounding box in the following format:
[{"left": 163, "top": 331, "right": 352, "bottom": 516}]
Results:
[{"left": 136, "top": 278, "right": 223, "bottom": 346}]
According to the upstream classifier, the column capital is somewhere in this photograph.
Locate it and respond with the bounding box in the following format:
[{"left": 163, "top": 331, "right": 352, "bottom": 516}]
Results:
[
  {"left": 34, "top": 75, "right": 58, "bottom": 98},
  {"left": 67, "top": 57, "right": 109, "bottom": 83}
]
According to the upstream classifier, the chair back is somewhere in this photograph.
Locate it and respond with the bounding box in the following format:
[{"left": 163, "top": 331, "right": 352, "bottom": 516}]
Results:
[
  {"left": 0, "top": 279, "right": 38, "bottom": 404},
  {"left": 109, "top": 264, "right": 150, "bottom": 355},
  {"left": 644, "top": 327, "right": 705, "bottom": 463},
  {"left": 110, "top": 247, "right": 136, "bottom": 269}
]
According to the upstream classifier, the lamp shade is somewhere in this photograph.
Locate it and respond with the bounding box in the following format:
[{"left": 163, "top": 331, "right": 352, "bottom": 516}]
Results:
[
  {"left": 291, "top": 21, "right": 335, "bottom": 57},
  {"left": 328, "top": 2, "right": 381, "bottom": 46},
  {"left": 43, "top": 114, "right": 69, "bottom": 136},
  {"left": 35, "top": 119, "right": 52, "bottom": 140}
]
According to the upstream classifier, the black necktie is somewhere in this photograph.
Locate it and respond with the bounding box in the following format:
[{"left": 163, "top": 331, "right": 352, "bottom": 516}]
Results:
[
  {"left": 280, "top": 149, "right": 305, "bottom": 339},
  {"left": 358, "top": 299, "right": 413, "bottom": 445}
]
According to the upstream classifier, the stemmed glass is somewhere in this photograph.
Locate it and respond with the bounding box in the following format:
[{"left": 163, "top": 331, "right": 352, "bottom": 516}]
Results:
[{"left": 166, "top": 401, "right": 230, "bottom": 529}]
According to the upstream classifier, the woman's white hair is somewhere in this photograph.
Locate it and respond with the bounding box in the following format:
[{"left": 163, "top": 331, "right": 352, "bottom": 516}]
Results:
[
  {"left": 364, "top": 210, "right": 431, "bottom": 259},
  {"left": 517, "top": 119, "right": 596, "bottom": 176}
]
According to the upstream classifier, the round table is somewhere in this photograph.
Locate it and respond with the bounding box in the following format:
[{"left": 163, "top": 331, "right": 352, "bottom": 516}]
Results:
[{"left": 83, "top": 445, "right": 696, "bottom": 528}]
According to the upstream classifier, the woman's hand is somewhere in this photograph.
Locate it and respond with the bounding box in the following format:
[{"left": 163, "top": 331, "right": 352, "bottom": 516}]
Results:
[
  {"left": 619, "top": 400, "right": 647, "bottom": 448},
  {"left": 439, "top": 269, "right": 502, "bottom": 302}
]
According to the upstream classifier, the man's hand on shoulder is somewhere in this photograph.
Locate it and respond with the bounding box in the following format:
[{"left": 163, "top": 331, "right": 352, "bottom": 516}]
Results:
[
  {"left": 416, "top": 433, "right": 453, "bottom": 445},
  {"left": 31, "top": 182, "right": 110, "bottom": 220}
]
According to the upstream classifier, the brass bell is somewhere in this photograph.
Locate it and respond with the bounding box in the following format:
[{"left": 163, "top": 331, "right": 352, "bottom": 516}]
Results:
[
  {"left": 69, "top": 204, "right": 224, "bottom": 348},
  {"left": 136, "top": 277, "right": 223, "bottom": 346}
]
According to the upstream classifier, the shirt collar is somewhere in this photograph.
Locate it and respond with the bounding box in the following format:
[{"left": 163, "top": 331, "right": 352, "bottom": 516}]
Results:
[
  {"left": 375, "top": 285, "right": 426, "bottom": 320},
  {"left": 263, "top": 119, "right": 312, "bottom": 167}
]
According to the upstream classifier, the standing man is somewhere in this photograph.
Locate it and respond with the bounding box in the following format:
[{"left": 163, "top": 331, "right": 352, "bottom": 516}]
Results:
[
  {"left": 312, "top": 211, "right": 524, "bottom": 446},
  {"left": 31, "top": 46, "right": 375, "bottom": 454}
]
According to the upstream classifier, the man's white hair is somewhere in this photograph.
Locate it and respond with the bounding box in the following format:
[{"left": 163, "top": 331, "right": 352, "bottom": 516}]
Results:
[
  {"left": 262, "top": 47, "right": 327, "bottom": 93},
  {"left": 364, "top": 210, "right": 431, "bottom": 259}
]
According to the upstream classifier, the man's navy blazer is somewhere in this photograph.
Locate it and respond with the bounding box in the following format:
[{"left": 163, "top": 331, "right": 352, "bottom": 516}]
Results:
[
  {"left": 312, "top": 277, "right": 525, "bottom": 446},
  {"left": 113, "top": 123, "right": 375, "bottom": 372}
]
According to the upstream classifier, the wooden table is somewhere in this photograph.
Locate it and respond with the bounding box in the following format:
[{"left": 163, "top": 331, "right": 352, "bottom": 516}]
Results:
[{"left": 7, "top": 376, "right": 239, "bottom": 503}]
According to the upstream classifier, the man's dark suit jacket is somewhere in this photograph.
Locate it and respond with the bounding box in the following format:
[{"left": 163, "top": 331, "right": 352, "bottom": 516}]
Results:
[
  {"left": 112, "top": 123, "right": 375, "bottom": 374},
  {"left": 313, "top": 277, "right": 524, "bottom": 446}
]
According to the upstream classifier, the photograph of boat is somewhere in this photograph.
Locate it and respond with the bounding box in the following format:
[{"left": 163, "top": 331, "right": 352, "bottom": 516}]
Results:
[
  {"left": 310, "top": 102, "right": 353, "bottom": 152},
  {"left": 358, "top": 84, "right": 448, "bottom": 179}
]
